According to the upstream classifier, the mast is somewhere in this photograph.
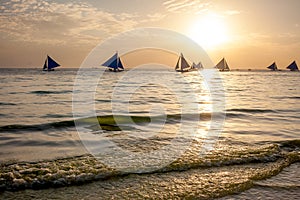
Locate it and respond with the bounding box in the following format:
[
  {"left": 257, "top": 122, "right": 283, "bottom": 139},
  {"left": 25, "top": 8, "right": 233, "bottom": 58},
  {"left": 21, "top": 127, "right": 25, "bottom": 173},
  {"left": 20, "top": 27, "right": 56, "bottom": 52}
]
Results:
[{"left": 116, "top": 51, "right": 119, "bottom": 70}]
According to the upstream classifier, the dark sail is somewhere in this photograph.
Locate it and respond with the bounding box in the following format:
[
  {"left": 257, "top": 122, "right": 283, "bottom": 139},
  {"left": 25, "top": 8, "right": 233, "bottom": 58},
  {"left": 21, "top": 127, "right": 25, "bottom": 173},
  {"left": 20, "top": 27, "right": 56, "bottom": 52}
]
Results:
[
  {"left": 175, "top": 53, "right": 190, "bottom": 72},
  {"left": 215, "top": 58, "right": 230, "bottom": 71},
  {"left": 102, "top": 52, "right": 118, "bottom": 70},
  {"left": 43, "top": 59, "right": 47, "bottom": 70},
  {"left": 47, "top": 55, "right": 60, "bottom": 70},
  {"left": 196, "top": 62, "right": 203, "bottom": 69},
  {"left": 267, "top": 62, "right": 278, "bottom": 71},
  {"left": 117, "top": 57, "right": 124, "bottom": 69},
  {"left": 42, "top": 55, "right": 60, "bottom": 71},
  {"left": 102, "top": 52, "right": 125, "bottom": 72},
  {"left": 286, "top": 61, "right": 299, "bottom": 71},
  {"left": 175, "top": 57, "right": 180, "bottom": 70}
]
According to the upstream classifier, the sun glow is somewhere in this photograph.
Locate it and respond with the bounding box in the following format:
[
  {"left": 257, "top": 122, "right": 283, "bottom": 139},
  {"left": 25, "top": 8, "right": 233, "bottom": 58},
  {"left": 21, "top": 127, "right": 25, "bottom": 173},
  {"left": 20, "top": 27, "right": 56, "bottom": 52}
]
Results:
[{"left": 187, "top": 13, "right": 230, "bottom": 49}]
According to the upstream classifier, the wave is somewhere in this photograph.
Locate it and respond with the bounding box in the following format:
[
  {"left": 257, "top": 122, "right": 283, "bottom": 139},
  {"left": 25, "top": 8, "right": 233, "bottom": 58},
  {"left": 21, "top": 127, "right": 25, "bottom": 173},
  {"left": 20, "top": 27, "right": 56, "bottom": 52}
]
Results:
[
  {"left": 0, "top": 113, "right": 214, "bottom": 132},
  {"left": 1, "top": 140, "right": 71, "bottom": 147},
  {"left": 227, "top": 108, "right": 277, "bottom": 113},
  {"left": 0, "top": 120, "right": 75, "bottom": 132},
  {"left": 0, "top": 139, "right": 299, "bottom": 192},
  {"left": 1, "top": 109, "right": 284, "bottom": 132},
  {"left": 95, "top": 99, "right": 111, "bottom": 103},
  {"left": 273, "top": 96, "right": 300, "bottom": 100},
  {"left": 42, "top": 114, "right": 72, "bottom": 119},
  {"left": 30, "top": 90, "right": 73, "bottom": 95},
  {"left": 0, "top": 102, "right": 17, "bottom": 106}
]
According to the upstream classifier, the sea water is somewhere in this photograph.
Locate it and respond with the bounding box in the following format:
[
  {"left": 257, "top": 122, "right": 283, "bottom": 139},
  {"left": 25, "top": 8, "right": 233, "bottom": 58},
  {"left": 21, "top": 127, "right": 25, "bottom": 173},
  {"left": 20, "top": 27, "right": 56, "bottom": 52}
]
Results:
[{"left": 0, "top": 68, "right": 299, "bottom": 199}]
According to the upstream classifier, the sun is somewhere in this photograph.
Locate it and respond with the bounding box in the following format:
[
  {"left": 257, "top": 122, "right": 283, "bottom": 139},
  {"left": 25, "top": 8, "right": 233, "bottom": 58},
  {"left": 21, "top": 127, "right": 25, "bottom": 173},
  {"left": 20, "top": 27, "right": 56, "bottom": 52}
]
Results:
[{"left": 187, "top": 13, "right": 229, "bottom": 49}]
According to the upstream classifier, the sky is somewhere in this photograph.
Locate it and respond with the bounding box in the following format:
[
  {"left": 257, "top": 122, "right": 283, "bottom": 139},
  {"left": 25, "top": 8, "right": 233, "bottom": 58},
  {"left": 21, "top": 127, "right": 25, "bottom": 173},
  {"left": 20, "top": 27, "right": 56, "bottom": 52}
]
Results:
[{"left": 0, "top": 0, "right": 300, "bottom": 69}]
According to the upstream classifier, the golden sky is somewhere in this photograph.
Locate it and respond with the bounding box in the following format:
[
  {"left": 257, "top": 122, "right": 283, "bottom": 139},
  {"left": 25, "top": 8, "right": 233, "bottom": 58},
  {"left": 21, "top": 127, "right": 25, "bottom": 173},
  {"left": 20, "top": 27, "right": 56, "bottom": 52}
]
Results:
[{"left": 0, "top": 0, "right": 299, "bottom": 69}]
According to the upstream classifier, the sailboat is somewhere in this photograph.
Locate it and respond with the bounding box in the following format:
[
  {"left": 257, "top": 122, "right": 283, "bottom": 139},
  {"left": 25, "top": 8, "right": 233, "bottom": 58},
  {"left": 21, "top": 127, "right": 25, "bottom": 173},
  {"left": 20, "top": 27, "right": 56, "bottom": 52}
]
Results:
[
  {"left": 102, "top": 52, "right": 125, "bottom": 72},
  {"left": 215, "top": 58, "right": 230, "bottom": 71},
  {"left": 195, "top": 62, "right": 203, "bottom": 70},
  {"left": 191, "top": 62, "right": 196, "bottom": 69},
  {"left": 190, "top": 62, "right": 197, "bottom": 71},
  {"left": 286, "top": 61, "right": 299, "bottom": 71},
  {"left": 190, "top": 61, "right": 203, "bottom": 71},
  {"left": 42, "top": 55, "right": 60, "bottom": 71},
  {"left": 267, "top": 62, "right": 278, "bottom": 71},
  {"left": 175, "top": 53, "right": 191, "bottom": 72}
]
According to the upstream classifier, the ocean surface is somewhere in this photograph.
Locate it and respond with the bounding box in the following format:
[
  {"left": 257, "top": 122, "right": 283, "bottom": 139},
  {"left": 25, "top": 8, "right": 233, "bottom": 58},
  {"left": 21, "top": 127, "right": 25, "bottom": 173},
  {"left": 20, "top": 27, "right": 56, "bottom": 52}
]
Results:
[{"left": 0, "top": 68, "right": 299, "bottom": 199}]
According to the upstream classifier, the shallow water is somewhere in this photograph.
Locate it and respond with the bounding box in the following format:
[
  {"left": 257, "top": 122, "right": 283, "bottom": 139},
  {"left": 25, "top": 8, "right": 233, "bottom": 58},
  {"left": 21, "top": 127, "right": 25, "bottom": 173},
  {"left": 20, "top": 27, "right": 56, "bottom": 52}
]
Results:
[
  {"left": 221, "top": 163, "right": 300, "bottom": 199},
  {"left": 0, "top": 68, "right": 299, "bottom": 199}
]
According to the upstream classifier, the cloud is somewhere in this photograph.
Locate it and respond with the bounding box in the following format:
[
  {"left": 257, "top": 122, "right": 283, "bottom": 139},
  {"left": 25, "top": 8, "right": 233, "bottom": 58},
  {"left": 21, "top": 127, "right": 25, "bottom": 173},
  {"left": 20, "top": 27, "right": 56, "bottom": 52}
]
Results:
[
  {"left": 224, "top": 10, "right": 241, "bottom": 15},
  {"left": 233, "top": 31, "right": 300, "bottom": 48},
  {"left": 146, "top": 13, "right": 166, "bottom": 22},
  {"left": 163, "top": 0, "right": 210, "bottom": 14},
  {"left": 0, "top": 0, "right": 152, "bottom": 46},
  {"left": 163, "top": 0, "right": 242, "bottom": 17}
]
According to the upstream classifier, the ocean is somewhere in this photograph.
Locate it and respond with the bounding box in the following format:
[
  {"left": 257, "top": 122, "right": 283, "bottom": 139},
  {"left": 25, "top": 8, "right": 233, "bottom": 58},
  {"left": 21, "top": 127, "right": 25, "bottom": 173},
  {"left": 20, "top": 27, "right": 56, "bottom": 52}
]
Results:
[{"left": 0, "top": 68, "right": 299, "bottom": 199}]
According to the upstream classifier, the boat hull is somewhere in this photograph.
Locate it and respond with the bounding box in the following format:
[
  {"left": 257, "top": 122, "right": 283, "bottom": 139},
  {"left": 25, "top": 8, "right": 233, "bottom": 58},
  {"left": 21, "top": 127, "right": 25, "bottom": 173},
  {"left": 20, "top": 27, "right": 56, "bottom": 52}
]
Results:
[
  {"left": 107, "top": 68, "right": 124, "bottom": 72},
  {"left": 175, "top": 69, "right": 190, "bottom": 72},
  {"left": 219, "top": 69, "right": 230, "bottom": 72},
  {"left": 189, "top": 68, "right": 200, "bottom": 72},
  {"left": 43, "top": 69, "right": 55, "bottom": 72}
]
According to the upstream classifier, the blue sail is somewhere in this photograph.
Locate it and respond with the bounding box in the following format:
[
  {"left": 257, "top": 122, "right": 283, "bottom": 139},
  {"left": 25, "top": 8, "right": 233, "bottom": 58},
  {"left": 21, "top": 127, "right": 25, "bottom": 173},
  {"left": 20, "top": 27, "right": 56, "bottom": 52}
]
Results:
[
  {"left": 287, "top": 61, "right": 299, "bottom": 71},
  {"left": 47, "top": 56, "right": 60, "bottom": 70},
  {"left": 102, "top": 52, "right": 118, "bottom": 70},
  {"left": 43, "top": 55, "right": 60, "bottom": 71},
  {"left": 43, "top": 59, "right": 47, "bottom": 70},
  {"left": 102, "top": 52, "right": 125, "bottom": 71},
  {"left": 117, "top": 57, "right": 124, "bottom": 69},
  {"left": 267, "top": 62, "right": 277, "bottom": 71}
]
